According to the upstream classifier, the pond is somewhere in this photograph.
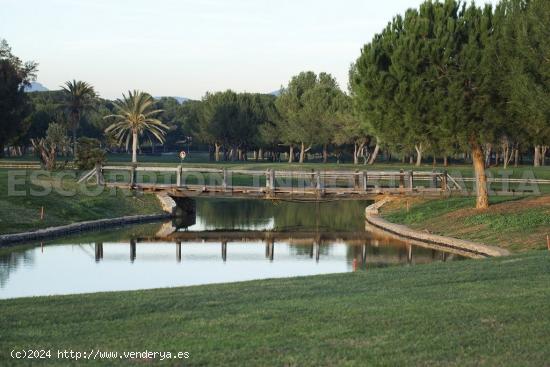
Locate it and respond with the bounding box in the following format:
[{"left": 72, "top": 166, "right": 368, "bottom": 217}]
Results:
[{"left": 0, "top": 199, "right": 463, "bottom": 299}]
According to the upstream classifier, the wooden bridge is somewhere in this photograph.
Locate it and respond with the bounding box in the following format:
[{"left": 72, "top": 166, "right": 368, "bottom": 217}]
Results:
[{"left": 81, "top": 164, "right": 456, "bottom": 200}]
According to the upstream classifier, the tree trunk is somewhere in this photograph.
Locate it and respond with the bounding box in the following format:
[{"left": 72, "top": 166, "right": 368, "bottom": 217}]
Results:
[
  {"left": 299, "top": 142, "right": 306, "bottom": 164},
  {"left": 534, "top": 145, "right": 541, "bottom": 167},
  {"left": 368, "top": 144, "right": 380, "bottom": 165},
  {"left": 288, "top": 145, "right": 294, "bottom": 163},
  {"left": 73, "top": 127, "right": 78, "bottom": 158},
  {"left": 0, "top": 143, "right": 4, "bottom": 158},
  {"left": 471, "top": 141, "right": 489, "bottom": 209},
  {"left": 131, "top": 131, "right": 138, "bottom": 163},
  {"left": 443, "top": 156, "right": 448, "bottom": 167},
  {"left": 542, "top": 146, "right": 548, "bottom": 166},
  {"left": 514, "top": 148, "right": 519, "bottom": 168},
  {"left": 323, "top": 144, "right": 328, "bottom": 163},
  {"left": 258, "top": 148, "right": 263, "bottom": 161},
  {"left": 414, "top": 144, "right": 423, "bottom": 167},
  {"left": 214, "top": 143, "right": 221, "bottom": 162},
  {"left": 484, "top": 143, "right": 492, "bottom": 166}
]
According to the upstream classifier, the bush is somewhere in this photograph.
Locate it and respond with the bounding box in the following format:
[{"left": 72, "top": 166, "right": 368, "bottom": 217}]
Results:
[{"left": 75, "top": 137, "right": 106, "bottom": 170}]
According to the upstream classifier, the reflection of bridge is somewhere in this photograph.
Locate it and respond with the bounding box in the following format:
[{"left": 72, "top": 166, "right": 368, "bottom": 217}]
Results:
[
  {"left": 82, "top": 165, "right": 454, "bottom": 200},
  {"left": 92, "top": 230, "right": 459, "bottom": 265}
]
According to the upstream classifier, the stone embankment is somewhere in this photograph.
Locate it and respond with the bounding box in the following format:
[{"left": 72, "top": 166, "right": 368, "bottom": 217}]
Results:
[{"left": 365, "top": 198, "right": 510, "bottom": 258}]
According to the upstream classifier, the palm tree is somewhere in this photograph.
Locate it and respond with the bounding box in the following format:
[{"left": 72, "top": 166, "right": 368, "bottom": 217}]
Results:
[
  {"left": 61, "top": 80, "right": 96, "bottom": 156},
  {"left": 104, "top": 90, "right": 168, "bottom": 163}
]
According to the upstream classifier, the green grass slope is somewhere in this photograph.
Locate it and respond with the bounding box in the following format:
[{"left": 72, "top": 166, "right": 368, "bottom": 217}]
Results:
[{"left": 1, "top": 251, "right": 549, "bottom": 366}]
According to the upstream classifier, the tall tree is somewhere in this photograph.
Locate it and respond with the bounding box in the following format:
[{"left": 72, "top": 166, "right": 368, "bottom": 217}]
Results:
[
  {"left": 498, "top": 0, "right": 550, "bottom": 166},
  {"left": 352, "top": 1, "right": 507, "bottom": 209},
  {"left": 104, "top": 90, "right": 168, "bottom": 163},
  {"left": 276, "top": 71, "right": 345, "bottom": 163},
  {"left": 0, "top": 39, "right": 37, "bottom": 157},
  {"left": 61, "top": 80, "right": 96, "bottom": 157}
]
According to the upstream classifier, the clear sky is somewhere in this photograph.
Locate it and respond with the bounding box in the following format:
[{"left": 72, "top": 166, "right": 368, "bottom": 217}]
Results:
[{"left": 1, "top": 0, "right": 498, "bottom": 100}]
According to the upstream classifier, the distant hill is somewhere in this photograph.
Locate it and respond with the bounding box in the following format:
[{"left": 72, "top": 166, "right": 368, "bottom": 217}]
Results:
[
  {"left": 24, "top": 82, "right": 49, "bottom": 92},
  {"left": 270, "top": 89, "right": 282, "bottom": 97},
  {"left": 154, "top": 96, "right": 189, "bottom": 104}
]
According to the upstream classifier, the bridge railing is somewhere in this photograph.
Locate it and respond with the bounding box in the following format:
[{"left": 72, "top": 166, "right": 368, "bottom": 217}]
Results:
[{"left": 88, "top": 165, "right": 452, "bottom": 195}]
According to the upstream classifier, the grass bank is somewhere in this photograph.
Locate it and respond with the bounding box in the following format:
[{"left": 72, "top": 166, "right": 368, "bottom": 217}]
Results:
[
  {"left": 383, "top": 195, "right": 550, "bottom": 252},
  {"left": 0, "top": 169, "right": 162, "bottom": 235},
  {"left": 0, "top": 251, "right": 549, "bottom": 366}
]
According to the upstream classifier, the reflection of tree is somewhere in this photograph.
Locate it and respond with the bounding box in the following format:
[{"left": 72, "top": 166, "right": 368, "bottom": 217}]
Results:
[
  {"left": 345, "top": 242, "right": 453, "bottom": 270},
  {"left": 195, "top": 198, "right": 371, "bottom": 232},
  {"left": 0, "top": 247, "right": 35, "bottom": 287},
  {"left": 289, "top": 244, "right": 330, "bottom": 257}
]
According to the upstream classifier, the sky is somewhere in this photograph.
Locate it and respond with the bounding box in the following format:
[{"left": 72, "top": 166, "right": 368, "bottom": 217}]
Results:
[{"left": 1, "top": 0, "right": 498, "bottom": 100}]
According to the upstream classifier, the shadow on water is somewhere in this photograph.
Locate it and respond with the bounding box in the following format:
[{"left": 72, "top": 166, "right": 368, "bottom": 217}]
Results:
[{"left": 0, "top": 198, "right": 464, "bottom": 298}]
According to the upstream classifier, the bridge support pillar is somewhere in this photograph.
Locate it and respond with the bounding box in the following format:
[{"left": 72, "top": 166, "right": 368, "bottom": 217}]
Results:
[
  {"left": 409, "top": 170, "right": 414, "bottom": 192},
  {"left": 362, "top": 171, "right": 368, "bottom": 192}
]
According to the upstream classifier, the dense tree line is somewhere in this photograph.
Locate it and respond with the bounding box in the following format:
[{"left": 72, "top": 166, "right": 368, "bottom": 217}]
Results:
[
  {"left": 0, "top": 0, "right": 548, "bottom": 208},
  {"left": 350, "top": 0, "right": 549, "bottom": 208}
]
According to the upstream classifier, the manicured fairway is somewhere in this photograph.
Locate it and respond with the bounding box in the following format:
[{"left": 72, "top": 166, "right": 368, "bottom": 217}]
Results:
[{"left": 1, "top": 251, "right": 549, "bottom": 366}]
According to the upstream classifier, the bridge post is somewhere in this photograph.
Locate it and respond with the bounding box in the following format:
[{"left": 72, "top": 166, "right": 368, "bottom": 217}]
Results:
[
  {"left": 176, "top": 165, "right": 182, "bottom": 187},
  {"left": 362, "top": 171, "right": 368, "bottom": 192},
  {"left": 223, "top": 168, "right": 228, "bottom": 191},
  {"left": 315, "top": 171, "right": 324, "bottom": 196},
  {"left": 442, "top": 170, "right": 448, "bottom": 191},
  {"left": 266, "top": 169, "right": 275, "bottom": 194},
  {"left": 130, "top": 165, "right": 137, "bottom": 188},
  {"left": 399, "top": 169, "right": 405, "bottom": 191},
  {"left": 95, "top": 164, "right": 104, "bottom": 185},
  {"left": 432, "top": 169, "right": 438, "bottom": 189},
  {"left": 354, "top": 170, "right": 360, "bottom": 190},
  {"left": 176, "top": 241, "right": 182, "bottom": 262},
  {"left": 409, "top": 170, "right": 414, "bottom": 192}
]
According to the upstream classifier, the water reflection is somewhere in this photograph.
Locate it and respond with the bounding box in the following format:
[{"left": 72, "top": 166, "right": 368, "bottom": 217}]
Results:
[
  {"left": 0, "top": 198, "right": 464, "bottom": 299},
  {"left": 84, "top": 233, "right": 454, "bottom": 267}
]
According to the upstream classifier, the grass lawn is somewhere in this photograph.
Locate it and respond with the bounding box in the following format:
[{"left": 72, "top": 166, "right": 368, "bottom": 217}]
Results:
[
  {"left": 0, "top": 169, "right": 162, "bottom": 235},
  {"left": 383, "top": 195, "right": 550, "bottom": 252},
  {"left": 0, "top": 251, "right": 549, "bottom": 366}
]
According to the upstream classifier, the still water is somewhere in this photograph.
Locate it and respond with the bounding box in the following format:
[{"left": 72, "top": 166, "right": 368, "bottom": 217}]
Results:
[{"left": 0, "top": 199, "right": 462, "bottom": 299}]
